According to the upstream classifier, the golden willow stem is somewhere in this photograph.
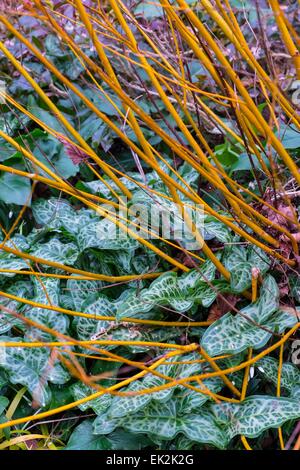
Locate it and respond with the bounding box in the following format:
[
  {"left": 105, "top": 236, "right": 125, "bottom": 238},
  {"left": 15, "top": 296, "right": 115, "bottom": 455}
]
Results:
[
  {"left": 109, "top": 0, "right": 257, "bottom": 231},
  {"left": 73, "top": 0, "right": 222, "bottom": 276},
  {"left": 0, "top": 41, "right": 130, "bottom": 200},
  {"left": 0, "top": 322, "right": 298, "bottom": 432},
  {"left": 198, "top": 346, "right": 241, "bottom": 397},
  {"left": 0, "top": 269, "right": 163, "bottom": 280},
  {"left": 0, "top": 349, "right": 192, "bottom": 431},
  {"left": 268, "top": 0, "right": 300, "bottom": 79},
  {"left": 0, "top": 289, "right": 212, "bottom": 327},
  {"left": 4, "top": 11, "right": 294, "bottom": 250},
  {"left": 167, "top": 0, "right": 300, "bottom": 182},
  {"left": 198, "top": 0, "right": 300, "bottom": 118}
]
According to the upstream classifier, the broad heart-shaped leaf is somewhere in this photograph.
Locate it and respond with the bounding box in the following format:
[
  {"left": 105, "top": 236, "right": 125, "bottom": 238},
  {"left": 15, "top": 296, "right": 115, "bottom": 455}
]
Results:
[
  {"left": 94, "top": 353, "right": 223, "bottom": 420},
  {"left": 223, "top": 245, "right": 270, "bottom": 292},
  {"left": 94, "top": 394, "right": 300, "bottom": 449},
  {"left": 66, "top": 420, "right": 150, "bottom": 450},
  {"left": 66, "top": 275, "right": 103, "bottom": 311},
  {"left": 24, "top": 277, "right": 69, "bottom": 341},
  {"left": 31, "top": 197, "right": 77, "bottom": 234},
  {"left": 0, "top": 171, "right": 32, "bottom": 206},
  {"left": 94, "top": 397, "right": 227, "bottom": 449},
  {"left": 70, "top": 382, "right": 112, "bottom": 414},
  {"left": 0, "top": 336, "right": 70, "bottom": 407},
  {"left": 0, "top": 280, "right": 33, "bottom": 334},
  {"left": 29, "top": 238, "right": 79, "bottom": 266},
  {"left": 117, "top": 260, "right": 227, "bottom": 319},
  {"left": 257, "top": 357, "right": 300, "bottom": 395},
  {"left": 211, "top": 395, "right": 300, "bottom": 441},
  {"left": 73, "top": 295, "right": 117, "bottom": 342},
  {"left": 77, "top": 219, "right": 139, "bottom": 252},
  {"left": 0, "top": 234, "right": 30, "bottom": 278},
  {"left": 200, "top": 275, "right": 297, "bottom": 356}
]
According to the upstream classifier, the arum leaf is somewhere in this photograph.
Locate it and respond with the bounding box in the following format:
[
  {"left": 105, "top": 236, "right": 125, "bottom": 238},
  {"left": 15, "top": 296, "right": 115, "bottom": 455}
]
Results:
[
  {"left": 29, "top": 238, "right": 79, "bottom": 265},
  {"left": 0, "top": 336, "right": 70, "bottom": 406},
  {"left": 201, "top": 276, "right": 286, "bottom": 356},
  {"left": 224, "top": 245, "right": 270, "bottom": 292},
  {"left": 257, "top": 357, "right": 300, "bottom": 394},
  {"left": 70, "top": 382, "right": 112, "bottom": 414},
  {"left": 212, "top": 396, "right": 300, "bottom": 440}
]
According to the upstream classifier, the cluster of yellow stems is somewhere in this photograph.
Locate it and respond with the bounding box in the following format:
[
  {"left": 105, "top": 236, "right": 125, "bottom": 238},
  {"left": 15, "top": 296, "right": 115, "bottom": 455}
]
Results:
[{"left": 0, "top": 0, "right": 299, "bottom": 450}]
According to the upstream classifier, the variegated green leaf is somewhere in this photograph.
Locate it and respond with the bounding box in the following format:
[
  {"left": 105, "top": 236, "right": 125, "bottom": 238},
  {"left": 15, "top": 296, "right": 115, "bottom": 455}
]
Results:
[
  {"left": 24, "top": 278, "right": 69, "bottom": 341},
  {"left": 29, "top": 238, "right": 79, "bottom": 265},
  {"left": 70, "top": 382, "right": 112, "bottom": 414},
  {"left": 257, "top": 356, "right": 300, "bottom": 394},
  {"left": 211, "top": 395, "right": 300, "bottom": 440},
  {"left": 200, "top": 276, "right": 291, "bottom": 356},
  {"left": 224, "top": 245, "right": 270, "bottom": 292},
  {"left": 0, "top": 336, "right": 70, "bottom": 406}
]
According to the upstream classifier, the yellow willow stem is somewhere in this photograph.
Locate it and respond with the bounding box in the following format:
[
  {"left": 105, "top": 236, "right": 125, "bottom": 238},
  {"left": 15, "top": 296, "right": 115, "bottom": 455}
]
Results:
[
  {"left": 169, "top": 0, "right": 300, "bottom": 168},
  {"left": 74, "top": 2, "right": 222, "bottom": 271},
  {"left": 0, "top": 289, "right": 212, "bottom": 327},
  {"left": 277, "top": 343, "right": 285, "bottom": 450},
  {"left": 241, "top": 349, "right": 253, "bottom": 400},
  {"left": 268, "top": 0, "right": 300, "bottom": 79},
  {"left": 241, "top": 436, "right": 253, "bottom": 450},
  {"left": 0, "top": 323, "right": 299, "bottom": 432},
  {"left": 0, "top": 348, "right": 193, "bottom": 431},
  {"left": 198, "top": 346, "right": 241, "bottom": 397},
  {"left": 0, "top": 304, "right": 203, "bottom": 395},
  {"left": 0, "top": 340, "right": 197, "bottom": 351},
  {"left": 196, "top": 0, "right": 300, "bottom": 122},
  {"left": 111, "top": 0, "right": 258, "bottom": 228},
  {"left": 4, "top": 11, "right": 293, "bottom": 247},
  {"left": 0, "top": 269, "right": 163, "bottom": 280},
  {"left": 0, "top": 40, "right": 131, "bottom": 200},
  {"left": 169, "top": 185, "right": 230, "bottom": 279}
]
